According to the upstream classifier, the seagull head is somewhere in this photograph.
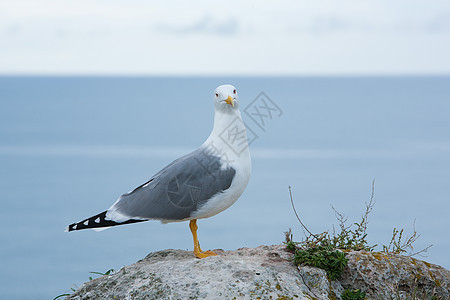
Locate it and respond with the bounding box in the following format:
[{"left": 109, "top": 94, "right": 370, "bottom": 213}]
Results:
[{"left": 214, "top": 84, "right": 239, "bottom": 112}]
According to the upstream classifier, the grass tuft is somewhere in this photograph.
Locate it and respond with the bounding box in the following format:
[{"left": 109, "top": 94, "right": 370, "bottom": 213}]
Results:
[{"left": 54, "top": 269, "right": 114, "bottom": 299}]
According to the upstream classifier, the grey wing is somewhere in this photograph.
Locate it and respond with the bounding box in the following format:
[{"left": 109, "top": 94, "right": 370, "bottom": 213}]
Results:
[{"left": 107, "top": 148, "right": 236, "bottom": 222}]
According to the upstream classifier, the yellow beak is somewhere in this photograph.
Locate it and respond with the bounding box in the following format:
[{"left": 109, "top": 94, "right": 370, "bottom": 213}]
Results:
[{"left": 225, "top": 95, "right": 235, "bottom": 107}]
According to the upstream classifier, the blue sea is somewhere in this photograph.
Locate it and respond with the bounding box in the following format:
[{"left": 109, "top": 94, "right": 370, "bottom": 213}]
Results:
[{"left": 0, "top": 76, "right": 449, "bottom": 299}]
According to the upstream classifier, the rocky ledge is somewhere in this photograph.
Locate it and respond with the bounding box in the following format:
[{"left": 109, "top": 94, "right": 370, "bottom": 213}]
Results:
[{"left": 68, "top": 245, "right": 449, "bottom": 299}]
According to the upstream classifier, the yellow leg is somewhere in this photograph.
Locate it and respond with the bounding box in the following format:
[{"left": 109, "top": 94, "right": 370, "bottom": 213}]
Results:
[{"left": 189, "top": 219, "right": 217, "bottom": 259}]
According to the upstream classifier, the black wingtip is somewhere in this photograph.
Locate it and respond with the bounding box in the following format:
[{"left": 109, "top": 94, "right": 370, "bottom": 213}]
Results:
[{"left": 66, "top": 211, "right": 146, "bottom": 232}]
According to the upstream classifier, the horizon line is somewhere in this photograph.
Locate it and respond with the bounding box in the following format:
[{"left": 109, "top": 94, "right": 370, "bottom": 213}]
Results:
[{"left": 0, "top": 144, "right": 447, "bottom": 160}]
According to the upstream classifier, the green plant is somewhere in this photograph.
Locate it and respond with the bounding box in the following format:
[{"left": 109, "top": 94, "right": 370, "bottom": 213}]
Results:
[
  {"left": 341, "top": 288, "right": 366, "bottom": 300},
  {"left": 88, "top": 268, "right": 114, "bottom": 281},
  {"left": 287, "top": 180, "right": 431, "bottom": 254},
  {"left": 293, "top": 243, "right": 348, "bottom": 280},
  {"left": 54, "top": 269, "right": 114, "bottom": 300},
  {"left": 285, "top": 180, "right": 432, "bottom": 281},
  {"left": 287, "top": 182, "right": 377, "bottom": 253},
  {"left": 53, "top": 287, "right": 76, "bottom": 300},
  {"left": 286, "top": 241, "right": 297, "bottom": 252}
]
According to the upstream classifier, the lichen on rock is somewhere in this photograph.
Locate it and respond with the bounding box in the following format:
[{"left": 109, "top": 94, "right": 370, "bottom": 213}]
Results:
[{"left": 340, "top": 250, "right": 449, "bottom": 299}]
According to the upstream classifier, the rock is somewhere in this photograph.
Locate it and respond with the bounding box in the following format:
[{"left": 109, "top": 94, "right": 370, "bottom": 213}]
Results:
[
  {"left": 296, "top": 266, "right": 344, "bottom": 299},
  {"left": 340, "top": 251, "right": 450, "bottom": 299},
  {"left": 67, "top": 245, "right": 449, "bottom": 300}
]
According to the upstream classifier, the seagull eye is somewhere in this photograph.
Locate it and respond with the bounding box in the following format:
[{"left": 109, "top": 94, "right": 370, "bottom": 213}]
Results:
[
  {"left": 233, "top": 89, "right": 236, "bottom": 94},
  {"left": 215, "top": 93, "right": 219, "bottom": 97}
]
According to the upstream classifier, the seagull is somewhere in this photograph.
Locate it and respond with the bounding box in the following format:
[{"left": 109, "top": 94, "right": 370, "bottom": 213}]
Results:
[{"left": 66, "top": 84, "right": 252, "bottom": 259}]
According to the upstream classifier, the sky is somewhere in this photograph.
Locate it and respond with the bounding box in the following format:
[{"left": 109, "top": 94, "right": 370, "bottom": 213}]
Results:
[{"left": 0, "top": 0, "right": 450, "bottom": 75}]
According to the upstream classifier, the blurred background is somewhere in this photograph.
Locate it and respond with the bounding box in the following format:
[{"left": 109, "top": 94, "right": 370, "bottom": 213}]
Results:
[
  {"left": 0, "top": 1, "right": 449, "bottom": 299},
  {"left": 1, "top": 0, "right": 450, "bottom": 75}
]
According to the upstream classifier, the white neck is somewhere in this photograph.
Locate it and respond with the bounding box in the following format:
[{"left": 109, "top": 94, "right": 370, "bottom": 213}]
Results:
[{"left": 202, "top": 108, "right": 250, "bottom": 161}]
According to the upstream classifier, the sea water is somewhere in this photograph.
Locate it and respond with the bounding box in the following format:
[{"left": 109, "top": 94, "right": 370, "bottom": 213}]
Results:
[{"left": 0, "top": 76, "right": 449, "bottom": 299}]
